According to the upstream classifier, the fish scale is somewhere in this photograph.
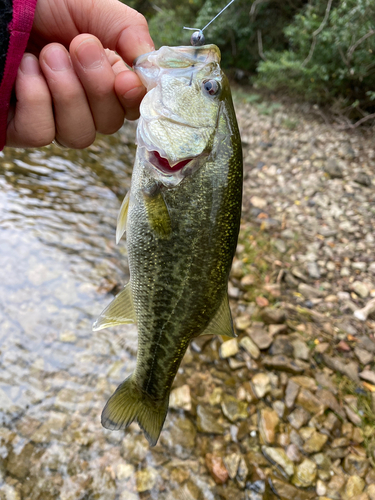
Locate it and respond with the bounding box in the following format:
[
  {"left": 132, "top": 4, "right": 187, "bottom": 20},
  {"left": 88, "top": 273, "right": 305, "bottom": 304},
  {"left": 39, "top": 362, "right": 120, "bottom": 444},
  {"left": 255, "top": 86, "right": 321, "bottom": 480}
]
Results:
[{"left": 93, "top": 44, "right": 242, "bottom": 445}]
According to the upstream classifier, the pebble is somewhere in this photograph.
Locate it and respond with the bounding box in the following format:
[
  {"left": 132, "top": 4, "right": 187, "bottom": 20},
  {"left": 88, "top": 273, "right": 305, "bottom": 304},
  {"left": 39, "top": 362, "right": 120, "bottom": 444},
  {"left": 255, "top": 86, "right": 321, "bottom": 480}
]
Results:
[
  {"left": 169, "top": 384, "right": 192, "bottom": 411},
  {"left": 293, "top": 458, "right": 317, "bottom": 487},
  {"left": 262, "top": 446, "right": 295, "bottom": 476},
  {"left": 261, "top": 307, "right": 286, "bottom": 324},
  {"left": 303, "top": 432, "right": 328, "bottom": 453},
  {"left": 248, "top": 327, "right": 273, "bottom": 349},
  {"left": 135, "top": 467, "right": 158, "bottom": 492},
  {"left": 219, "top": 338, "right": 239, "bottom": 358},
  {"left": 345, "top": 475, "right": 365, "bottom": 498},
  {"left": 251, "top": 373, "right": 271, "bottom": 398},
  {"left": 239, "top": 335, "right": 260, "bottom": 359},
  {"left": 285, "top": 379, "right": 300, "bottom": 408},
  {"left": 205, "top": 454, "right": 229, "bottom": 484},
  {"left": 196, "top": 405, "right": 224, "bottom": 434},
  {"left": 221, "top": 394, "right": 248, "bottom": 422},
  {"left": 298, "top": 283, "right": 325, "bottom": 299},
  {"left": 223, "top": 452, "right": 241, "bottom": 479},
  {"left": 352, "top": 281, "right": 369, "bottom": 298},
  {"left": 259, "top": 408, "right": 279, "bottom": 444}
]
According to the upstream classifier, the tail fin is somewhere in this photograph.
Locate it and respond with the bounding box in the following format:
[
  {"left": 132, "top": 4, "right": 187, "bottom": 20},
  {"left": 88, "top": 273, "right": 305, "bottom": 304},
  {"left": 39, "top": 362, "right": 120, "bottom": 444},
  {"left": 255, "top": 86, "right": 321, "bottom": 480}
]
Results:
[{"left": 101, "top": 375, "right": 169, "bottom": 446}]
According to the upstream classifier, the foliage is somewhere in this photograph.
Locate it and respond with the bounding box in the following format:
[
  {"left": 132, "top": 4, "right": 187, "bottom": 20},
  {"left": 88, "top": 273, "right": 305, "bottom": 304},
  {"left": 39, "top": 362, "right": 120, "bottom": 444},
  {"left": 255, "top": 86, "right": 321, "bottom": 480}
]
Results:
[
  {"left": 123, "top": 0, "right": 375, "bottom": 119},
  {"left": 255, "top": 0, "right": 375, "bottom": 116}
]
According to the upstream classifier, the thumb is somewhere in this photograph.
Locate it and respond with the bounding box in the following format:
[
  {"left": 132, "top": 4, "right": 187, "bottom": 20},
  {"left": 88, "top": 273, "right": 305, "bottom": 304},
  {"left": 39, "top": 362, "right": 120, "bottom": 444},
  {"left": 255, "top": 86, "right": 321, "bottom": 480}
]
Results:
[{"left": 75, "top": 0, "right": 154, "bottom": 65}]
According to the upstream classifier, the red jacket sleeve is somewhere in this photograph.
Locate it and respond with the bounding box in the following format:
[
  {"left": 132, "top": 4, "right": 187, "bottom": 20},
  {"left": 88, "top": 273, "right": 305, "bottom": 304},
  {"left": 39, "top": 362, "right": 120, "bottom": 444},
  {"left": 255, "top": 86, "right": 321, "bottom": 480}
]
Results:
[{"left": 0, "top": 0, "right": 37, "bottom": 150}]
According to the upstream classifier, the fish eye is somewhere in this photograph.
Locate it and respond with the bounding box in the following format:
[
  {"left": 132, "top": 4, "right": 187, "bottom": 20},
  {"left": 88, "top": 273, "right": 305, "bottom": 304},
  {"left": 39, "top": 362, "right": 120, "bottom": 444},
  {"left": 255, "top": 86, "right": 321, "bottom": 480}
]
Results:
[{"left": 202, "top": 79, "right": 220, "bottom": 96}]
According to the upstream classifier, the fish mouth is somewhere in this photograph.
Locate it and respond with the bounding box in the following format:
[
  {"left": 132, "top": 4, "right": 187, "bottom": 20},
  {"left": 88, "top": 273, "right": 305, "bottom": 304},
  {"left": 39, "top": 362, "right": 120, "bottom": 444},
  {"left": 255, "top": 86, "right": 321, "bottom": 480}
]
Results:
[{"left": 148, "top": 151, "right": 193, "bottom": 174}]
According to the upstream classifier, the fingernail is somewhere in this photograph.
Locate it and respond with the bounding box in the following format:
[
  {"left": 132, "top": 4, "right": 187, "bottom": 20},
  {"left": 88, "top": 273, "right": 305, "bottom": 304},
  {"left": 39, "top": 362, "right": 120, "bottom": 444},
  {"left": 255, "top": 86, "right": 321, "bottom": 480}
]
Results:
[
  {"left": 122, "top": 86, "right": 145, "bottom": 101},
  {"left": 44, "top": 46, "right": 71, "bottom": 71},
  {"left": 19, "top": 54, "right": 41, "bottom": 76},
  {"left": 75, "top": 39, "right": 103, "bottom": 70}
]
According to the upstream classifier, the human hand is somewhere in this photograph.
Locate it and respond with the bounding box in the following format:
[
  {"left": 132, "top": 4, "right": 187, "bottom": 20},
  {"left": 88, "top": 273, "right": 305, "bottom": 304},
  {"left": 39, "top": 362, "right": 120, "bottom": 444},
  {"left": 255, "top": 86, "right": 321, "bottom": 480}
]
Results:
[{"left": 6, "top": 0, "right": 154, "bottom": 149}]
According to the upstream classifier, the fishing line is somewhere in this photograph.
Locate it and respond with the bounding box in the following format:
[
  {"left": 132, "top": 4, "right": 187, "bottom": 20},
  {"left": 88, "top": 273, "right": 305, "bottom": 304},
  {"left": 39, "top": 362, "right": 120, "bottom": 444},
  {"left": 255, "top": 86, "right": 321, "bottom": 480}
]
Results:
[{"left": 183, "top": 0, "right": 238, "bottom": 46}]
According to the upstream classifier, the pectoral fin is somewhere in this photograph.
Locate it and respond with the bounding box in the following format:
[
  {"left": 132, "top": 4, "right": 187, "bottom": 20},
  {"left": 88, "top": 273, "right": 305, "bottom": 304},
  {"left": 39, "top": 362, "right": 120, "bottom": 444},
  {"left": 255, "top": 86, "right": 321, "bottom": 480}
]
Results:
[
  {"left": 142, "top": 185, "right": 171, "bottom": 239},
  {"left": 201, "top": 293, "right": 236, "bottom": 338},
  {"left": 116, "top": 191, "right": 130, "bottom": 244},
  {"left": 93, "top": 283, "right": 135, "bottom": 331}
]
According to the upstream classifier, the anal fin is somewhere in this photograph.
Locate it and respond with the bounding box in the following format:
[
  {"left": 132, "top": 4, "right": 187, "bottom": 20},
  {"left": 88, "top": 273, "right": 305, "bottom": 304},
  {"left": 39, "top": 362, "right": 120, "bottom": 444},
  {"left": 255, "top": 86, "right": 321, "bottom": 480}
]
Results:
[
  {"left": 201, "top": 293, "right": 236, "bottom": 338},
  {"left": 93, "top": 283, "right": 135, "bottom": 331}
]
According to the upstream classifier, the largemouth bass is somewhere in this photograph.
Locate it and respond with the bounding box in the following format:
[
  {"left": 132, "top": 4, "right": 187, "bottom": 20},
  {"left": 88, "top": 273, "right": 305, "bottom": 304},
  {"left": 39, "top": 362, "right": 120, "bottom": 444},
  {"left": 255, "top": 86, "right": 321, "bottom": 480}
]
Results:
[{"left": 93, "top": 44, "right": 242, "bottom": 446}]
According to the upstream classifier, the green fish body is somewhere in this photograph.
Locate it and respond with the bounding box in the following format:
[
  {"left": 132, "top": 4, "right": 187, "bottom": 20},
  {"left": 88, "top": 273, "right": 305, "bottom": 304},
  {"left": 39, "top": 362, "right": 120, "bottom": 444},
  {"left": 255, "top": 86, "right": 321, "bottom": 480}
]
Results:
[{"left": 93, "top": 45, "right": 242, "bottom": 446}]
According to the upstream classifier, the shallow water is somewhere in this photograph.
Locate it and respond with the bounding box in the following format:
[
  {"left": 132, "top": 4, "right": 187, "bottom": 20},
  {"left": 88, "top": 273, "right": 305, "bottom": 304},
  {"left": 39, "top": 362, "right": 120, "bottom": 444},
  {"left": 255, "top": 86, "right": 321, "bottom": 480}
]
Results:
[{"left": 0, "top": 126, "right": 247, "bottom": 500}]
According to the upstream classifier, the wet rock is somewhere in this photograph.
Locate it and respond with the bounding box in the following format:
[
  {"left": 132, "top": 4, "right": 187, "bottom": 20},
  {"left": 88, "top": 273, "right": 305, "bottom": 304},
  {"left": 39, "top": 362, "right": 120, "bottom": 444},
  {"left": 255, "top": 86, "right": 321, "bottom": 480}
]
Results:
[
  {"left": 259, "top": 408, "right": 279, "bottom": 444},
  {"left": 122, "top": 434, "right": 149, "bottom": 463},
  {"left": 223, "top": 452, "right": 241, "bottom": 479},
  {"left": 135, "top": 467, "right": 158, "bottom": 492},
  {"left": 205, "top": 454, "right": 229, "bottom": 484},
  {"left": 260, "top": 307, "right": 286, "bottom": 324},
  {"left": 292, "top": 458, "right": 317, "bottom": 488},
  {"left": 164, "top": 416, "right": 197, "bottom": 458},
  {"left": 367, "top": 484, "right": 375, "bottom": 500},
  {"left": 116, "top": 463, "right": 135, "bottom": 480},
  {"left": 248, "top": 327, "right": 273, "bottom": 349},
  {"left": 263, "top": 355, "right": 306, "bottom": 374},
  {"left": 273, "top": 400, "right": 285, "bottom": 419},
  {"left": 269, "top": 475, "right": 315, "bottom": 500},
  {"left": 343, "top": 454, "right": 369, "bottom": 477},
  {"left": 291, "top": 376, "right": 317, "bottom": 392},
  {"left": 220, "top": 338, "right": 239, "bottom": 358},
  {"left": 239, "top": 335, "right": 260, "bottom": 359},
  {"left": 6, "top": 442, "right": 39, "bottom": 480},
  {"left": 346, "top": 475, "right": 365, "bottom": 498},
  {"left": 251, "top": 373, "right": 271, "bottom": 398},
  {"left": 262, "top": 446, "right": 294, "bottom": 476},
  {"left": 286, "top": 444, "right": 302, "bottom": 463},
  {"left": 285, "top": 379, "right": 300, "bottom": 408},
  {"left": 196, "top": 405, "right": 224, "bottom": 434},
  {"left": 303, "top": 431, "right": 328, "bottom": 453},
  {"left": 316, "top": 388, "right": 345, "bottom": 419},
  {"left": 221, "top": 394, "right": 248, "bottom": 422},
  {"left": 169, "top": 384, "right": 192, "bottom": 411},
  {"left": 288, "top": 408, "right": 310, "bottom": 430},
  {"left": 296, "top": 388, "right": 324, "bottom": 414}
]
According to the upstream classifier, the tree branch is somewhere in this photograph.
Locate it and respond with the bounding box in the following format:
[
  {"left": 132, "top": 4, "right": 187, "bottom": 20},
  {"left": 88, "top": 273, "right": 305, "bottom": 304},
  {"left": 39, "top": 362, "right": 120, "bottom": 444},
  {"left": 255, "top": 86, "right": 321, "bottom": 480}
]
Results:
[
  {"left": 250, "top": 0, "right": 268, "bottom": 20},
  {"left": 257, "top": 30, "right": 266, "bottom": 61},
  {"left": 302, "top": 0, "right": 333, "bottom": 67},
  {"left": 347, "top": 29, "right": 375, "bottom": 61}
]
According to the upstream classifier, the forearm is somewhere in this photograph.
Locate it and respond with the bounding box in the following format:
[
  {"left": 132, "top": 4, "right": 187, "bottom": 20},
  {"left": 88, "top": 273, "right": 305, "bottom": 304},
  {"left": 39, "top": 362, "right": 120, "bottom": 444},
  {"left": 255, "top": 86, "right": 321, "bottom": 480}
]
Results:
[{"left": 0, "top": 0, "right": 37, "bottom": 150}]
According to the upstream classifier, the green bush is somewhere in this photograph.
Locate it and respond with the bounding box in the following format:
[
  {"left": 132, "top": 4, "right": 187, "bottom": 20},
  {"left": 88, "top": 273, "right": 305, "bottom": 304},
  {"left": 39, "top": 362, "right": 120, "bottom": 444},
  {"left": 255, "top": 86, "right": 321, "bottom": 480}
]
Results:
[{"left": 255, "top": 0, "right": 375, "bottom": 116}]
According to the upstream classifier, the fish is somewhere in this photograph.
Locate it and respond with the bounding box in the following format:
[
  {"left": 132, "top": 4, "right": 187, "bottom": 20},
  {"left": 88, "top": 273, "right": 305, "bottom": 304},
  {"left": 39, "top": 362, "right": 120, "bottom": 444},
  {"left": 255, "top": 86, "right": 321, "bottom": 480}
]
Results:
[{"left": 93, "top": 43, "right": 243, "bottom": 446}]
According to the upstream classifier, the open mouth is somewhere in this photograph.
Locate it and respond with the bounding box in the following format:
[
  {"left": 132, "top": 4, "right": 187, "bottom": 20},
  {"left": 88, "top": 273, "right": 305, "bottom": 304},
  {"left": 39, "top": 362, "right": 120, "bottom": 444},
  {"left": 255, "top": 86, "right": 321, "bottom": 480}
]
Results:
[{"left": 148, "top": 151, "right": 192, "bottom": 174}]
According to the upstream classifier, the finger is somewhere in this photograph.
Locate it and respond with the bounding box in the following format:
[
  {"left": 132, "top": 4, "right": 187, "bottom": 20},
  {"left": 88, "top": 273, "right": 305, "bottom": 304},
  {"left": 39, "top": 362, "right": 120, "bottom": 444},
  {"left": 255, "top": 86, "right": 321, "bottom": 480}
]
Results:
[
  {"left": 6, "top": 54, "right": 55, "bottom": 148},
  {"left": 115, "top": 70, "right": 146, "bottom": 121},
  {"left": 63, "top": 0, "right": 154, "bottom": 65},
  {"left": 70, "top": 35, "right": 125, "bottom": 134},
  {"left": 40, "top": 43, "right": 96, "bottom": 148}
]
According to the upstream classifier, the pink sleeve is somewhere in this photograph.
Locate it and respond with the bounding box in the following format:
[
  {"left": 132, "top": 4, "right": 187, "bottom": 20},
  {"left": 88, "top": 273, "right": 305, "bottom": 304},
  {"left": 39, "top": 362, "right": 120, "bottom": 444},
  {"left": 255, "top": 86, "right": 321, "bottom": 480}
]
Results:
[{"left": 0, "top": 0, "right": 37, "bottom": 150}]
